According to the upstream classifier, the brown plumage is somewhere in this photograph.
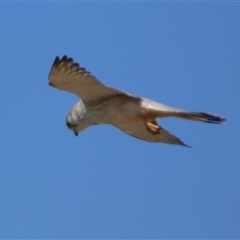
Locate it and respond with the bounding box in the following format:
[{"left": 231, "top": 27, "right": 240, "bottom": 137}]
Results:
[{"left": 48, "top": 55, "right": 226, "bottom": 147}]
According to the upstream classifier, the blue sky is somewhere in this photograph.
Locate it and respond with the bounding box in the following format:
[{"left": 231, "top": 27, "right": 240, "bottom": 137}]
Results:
[{"left": 0, "top": 2, "right": 239, "bottom": 239}]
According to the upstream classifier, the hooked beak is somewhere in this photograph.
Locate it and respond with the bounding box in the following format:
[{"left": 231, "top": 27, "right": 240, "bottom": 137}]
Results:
[{"left": 74, "top": 132, "right": 78, "bottom": 136}]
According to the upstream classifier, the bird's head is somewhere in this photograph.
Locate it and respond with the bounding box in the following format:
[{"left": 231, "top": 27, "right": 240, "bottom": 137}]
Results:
[{"left": 65, "top": 101, "right": 90, "bottom": 136}]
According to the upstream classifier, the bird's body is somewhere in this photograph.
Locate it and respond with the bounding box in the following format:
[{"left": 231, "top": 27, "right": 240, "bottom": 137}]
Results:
[
  {"left": 48, "top": 55, "right": 226, "bottom": 147},
  {"left": 84, "top": 95, "right": 142, "bottom": 124}
]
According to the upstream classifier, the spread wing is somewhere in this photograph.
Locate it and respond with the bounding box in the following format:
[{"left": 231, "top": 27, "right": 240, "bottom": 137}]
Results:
[
  {"left": 48, "top": 55, "right": 127, "bottom": 102},
  {"left": 114, "top": 121, "right": 190, "bottom": 147}
]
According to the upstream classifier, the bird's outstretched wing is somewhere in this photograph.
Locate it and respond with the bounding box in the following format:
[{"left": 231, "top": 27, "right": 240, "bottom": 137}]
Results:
[
  {"left": 48, "top": 56, "right": 127, "bottom": 102},
  {"left": 114, "top": 121, "right": 189, "bottom": 147}
]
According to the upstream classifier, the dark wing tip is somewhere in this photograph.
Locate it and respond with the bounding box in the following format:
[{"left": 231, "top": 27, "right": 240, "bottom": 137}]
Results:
[
  {"left": 48, "top": 56, "right": 61, "bottom": 80},
  {"left": 177, "top": 138, "right": 191, "bottom": 148},
  {"left": 62, "top": 55, "right": 68, "bottom": 61},
  {"left": 48, "top": 55, "right": 76, "bottom": 84},
  {"left": 51, "top": 56, "right": 61, "bottom": 69},
  {"left": 181, "top": 142, "right": 192, "bottom": 148},
  {"left": 50, "top": 55, "right": 72, "bottom": 70}
]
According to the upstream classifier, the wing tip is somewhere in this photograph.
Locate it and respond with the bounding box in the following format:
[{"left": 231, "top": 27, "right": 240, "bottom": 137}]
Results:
[
  {"left": 50, "top": 55, "right": 73, "bottom": 68},
  {"left": 176, "top": 138, "right": 191, "bottom": 148},
  {"left": 181, "top": 142, "right": 191, "bottom": 148},
  {"left": 48, "top": 56, "right": 61, "bottom": 81},
  {"left": 48, "top": 55, "right": 75, "bottom": 83},
  {"left": 51, "top": 56, "right": 61, "bottom": 70}
]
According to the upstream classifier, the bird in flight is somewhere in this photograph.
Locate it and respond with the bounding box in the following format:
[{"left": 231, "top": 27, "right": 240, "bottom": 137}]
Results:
[{"left": 48, "top": 55, "right": 226, "bottom": 147}]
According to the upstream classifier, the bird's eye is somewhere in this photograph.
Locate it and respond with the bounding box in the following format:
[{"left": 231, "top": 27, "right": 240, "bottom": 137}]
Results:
[{"left": 66, "top": 121, "right": 77, "bottom": 129}]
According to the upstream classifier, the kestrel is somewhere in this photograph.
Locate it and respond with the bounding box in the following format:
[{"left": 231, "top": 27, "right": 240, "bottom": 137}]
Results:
[{"left": 48, "top": 55, "right": 226, "bottom": 147}]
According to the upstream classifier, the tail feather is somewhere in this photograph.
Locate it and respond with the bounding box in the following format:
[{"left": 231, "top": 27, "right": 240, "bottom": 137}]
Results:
[
  {"left": 175, "top": 111, "right": 226, "bottom": 124},
  {"left": 141, "top": 98, "right": 226, "bottom": 124}
]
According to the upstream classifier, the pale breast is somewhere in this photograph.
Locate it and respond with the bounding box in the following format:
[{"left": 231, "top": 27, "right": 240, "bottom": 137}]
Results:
[{"left": 85, "top": 94, "right": 143, "bottom": 124}]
